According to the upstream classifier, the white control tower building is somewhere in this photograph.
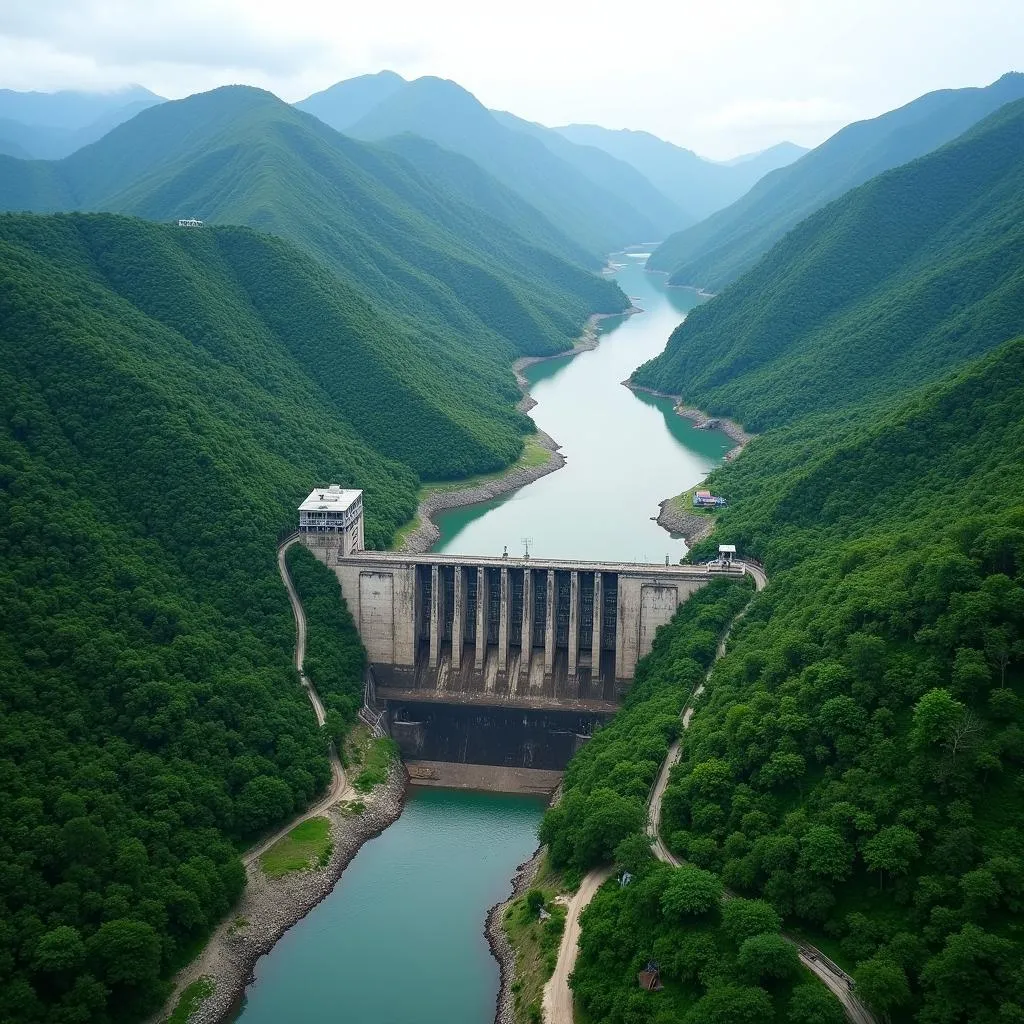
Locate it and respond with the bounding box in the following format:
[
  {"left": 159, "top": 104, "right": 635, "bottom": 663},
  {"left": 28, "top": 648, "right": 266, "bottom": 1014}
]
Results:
[{"left": 298, "top": 485, "right": 364, "bottom": 556}]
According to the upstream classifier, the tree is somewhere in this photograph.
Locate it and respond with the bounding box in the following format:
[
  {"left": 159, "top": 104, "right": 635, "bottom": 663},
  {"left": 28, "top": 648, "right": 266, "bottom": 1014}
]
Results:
[
  {"left": 31, "top": 926, "right": 85, "bottom": 974},
  {"left": 614, "top": 832, "right": 654, "bottom": 875},
  {"left": 736, "top": 932, "right": 799, "bottom": 984},
  {"left": 912, "top": 689, "right": 965, "bottom": 749},
  {"left": 799, "top": 825, "right": 854, "bottom": 880},
  {"left": 660, "top": 866, "right": 722, "bottom": 920},
  {"left": 525, "top": 889, "right": 545, "bottom": 915},
  {"left": 786, "top": 982, "right": 846, "bottom": 1024},
  {"left": 86, "top": 919, "right": 161, "bottom": 988},
  {"left": 861, "top": 826, "right": 920, "bottom": 886},
  {"left": 685, "top": 984, "right": 774, "bottom": 1024},
  {"left": 854, "top": 956, "right": 911, "bottom": 1019},
  {"left": 919, "top": 924, "right": 1015, "bottom": 1022},
  {"left": 721, "top": 898, "right": 782, "bottom": 945}
]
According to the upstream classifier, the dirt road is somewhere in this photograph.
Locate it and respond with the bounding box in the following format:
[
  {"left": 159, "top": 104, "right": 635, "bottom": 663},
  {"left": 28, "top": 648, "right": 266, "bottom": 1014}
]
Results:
[
  {"left": 244, "top": 540, "right": 351, "bottom": 867},
  {"left": 541, "top": 865, "right": 614, "bottom": 1024}
]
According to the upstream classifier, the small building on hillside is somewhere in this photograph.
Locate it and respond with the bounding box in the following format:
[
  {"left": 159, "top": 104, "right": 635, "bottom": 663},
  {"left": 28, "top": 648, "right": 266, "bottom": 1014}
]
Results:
[
  {"left": 638, "top": 961, "right": 663, "bottom": 991},
  {"left": 693, "top": 489, "right": 727, "bottom": 508},
  {"left": 719, "top": 544, "right": 737, "bottom": 566},
  {"left": 298, "top": 485, "right": 364, "bottom": 555},
  {"left": 177, "top": 218, "right": 204, "bottom": 228}
]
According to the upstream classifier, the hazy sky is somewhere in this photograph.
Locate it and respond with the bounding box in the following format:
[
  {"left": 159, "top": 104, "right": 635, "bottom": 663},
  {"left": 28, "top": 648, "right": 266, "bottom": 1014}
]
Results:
[{"left": 1, "top": 0, "right": 1022, "bottom": 157}]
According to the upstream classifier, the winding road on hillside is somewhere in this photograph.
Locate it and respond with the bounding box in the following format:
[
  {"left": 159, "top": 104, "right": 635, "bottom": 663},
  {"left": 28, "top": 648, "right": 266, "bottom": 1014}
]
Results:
[
  {"left": 243, "top": 539, "right": 352, "bottom": 868},
  {"left": 543, "top": 561, "right": 877, "bottom": 1024}
]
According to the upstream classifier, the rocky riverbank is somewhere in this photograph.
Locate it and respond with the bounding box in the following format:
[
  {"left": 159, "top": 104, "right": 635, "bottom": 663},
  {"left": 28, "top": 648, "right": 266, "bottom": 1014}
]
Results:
[
  {"left": 655, "top": 498, "right": 716, "bottom": 545},
  {"left": 397, "top": 310, "right": 638, "bottom": 555},
  {"left": 486, "top": 845, "right": 545, "bottom": 1024},
  {"left": 163, "top": 765, "right": 407, "bottom": 1024}
]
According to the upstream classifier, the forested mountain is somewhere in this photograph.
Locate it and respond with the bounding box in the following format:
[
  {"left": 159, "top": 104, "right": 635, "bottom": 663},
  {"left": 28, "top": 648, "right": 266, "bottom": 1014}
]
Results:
[
  {"left": 341, "top": 75, "right": 672, "bottom": 253},
  {"left": 0, "top": 86, "right": 164, "bottom": 160},
  {"left": 295, "top": 70, "right": 407, "bottom": 130},
  {"left": 490, "top": 110, "right": 689, "bottom": 235},
  {"left": 647, "top": 72, "right": 1024, "bottom": 290},
  {"left": 633, "top": 97, "right": 1024, "bottom": 431},
  {"left": 0, "top": 210, "right": 468, "bottom": 1022},
  {"left": 555, "top": 123, "right": 806, "bottom": 222},
  {"left": 0, "top": 85, "right": 627, "bottom": 444}
]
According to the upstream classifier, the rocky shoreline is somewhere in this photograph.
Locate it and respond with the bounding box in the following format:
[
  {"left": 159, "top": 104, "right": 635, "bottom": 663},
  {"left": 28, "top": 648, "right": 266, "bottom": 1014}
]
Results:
[
  {"left": 485, "top": 845, "right": 545, "bottom": 1024},
  {"left": 164, "top": 765, "right": 407, "bottom": 1024},
  {"left": 655, "top": 499, "right": 716, "bottom": 545},
  {"left": 397, "top": 310, "right": 638, "bottom": 555}
]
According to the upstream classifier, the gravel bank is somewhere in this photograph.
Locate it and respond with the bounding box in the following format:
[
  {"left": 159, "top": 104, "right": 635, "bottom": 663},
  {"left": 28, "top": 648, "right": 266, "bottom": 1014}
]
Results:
[
  {"left": 165, "top": 765, "right": 407, "bottom": 1024},
  {"left": 655, "top": 499, "right": 716, "bottom": 545},
  {"left": 486, "top": 845, "right": 545, "bottom": 1024},
  {"left": 397, "top": 310, "right": 638, "bottom": 555}
]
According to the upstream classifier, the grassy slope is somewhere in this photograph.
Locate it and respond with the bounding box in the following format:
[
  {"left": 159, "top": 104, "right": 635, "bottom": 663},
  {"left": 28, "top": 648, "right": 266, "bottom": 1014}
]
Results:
[
  {"left": 633, "top": 98, "right": 1024, "bottom": 432},
  {"left": 647, "top": 72, "right": 1024, "bottom": 290}
]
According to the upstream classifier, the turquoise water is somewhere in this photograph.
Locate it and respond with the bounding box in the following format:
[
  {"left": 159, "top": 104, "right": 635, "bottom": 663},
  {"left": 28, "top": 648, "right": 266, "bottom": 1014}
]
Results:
[
  {"left": 234, "top": 789, "right": 545, "bottom": 1024},
  {"left": 433, "top": 255, "right": 731, "bottom": 561}
]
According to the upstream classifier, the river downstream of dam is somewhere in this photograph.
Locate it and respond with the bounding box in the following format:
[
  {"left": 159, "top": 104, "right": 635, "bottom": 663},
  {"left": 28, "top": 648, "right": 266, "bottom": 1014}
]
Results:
[{"left": 234, "top": 255, "right": 731, "bottom": 1024}]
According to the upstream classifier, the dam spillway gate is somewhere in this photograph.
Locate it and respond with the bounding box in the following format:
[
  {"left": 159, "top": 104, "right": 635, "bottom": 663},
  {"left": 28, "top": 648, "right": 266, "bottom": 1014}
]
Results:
[{"left": 296, "top": 487, "right": 743, "bottom": 776}]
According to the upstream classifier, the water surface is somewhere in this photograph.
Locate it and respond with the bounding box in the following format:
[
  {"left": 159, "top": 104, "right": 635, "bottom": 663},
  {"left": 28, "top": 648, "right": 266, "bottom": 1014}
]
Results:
[
  {"left": 235, "top": 789, "right": 545, "bottom": 1024},
  {"left": 433, "top": 255, "right": 730, "bottom": 561}
]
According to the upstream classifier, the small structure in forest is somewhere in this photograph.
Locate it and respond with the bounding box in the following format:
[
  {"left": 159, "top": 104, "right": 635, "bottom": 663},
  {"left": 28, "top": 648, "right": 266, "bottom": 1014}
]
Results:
[
  {"left": 638, "top": 961, "right": 663, "bottom": 991},
  {"left": 693, "top": 489, "right": 727, "bottom": 508},
  {"left": 718, "top": 544, "right": 736, "bottom": 566},
  {"left": 177, "top": 218, "right": 204, "bottom": 227}
]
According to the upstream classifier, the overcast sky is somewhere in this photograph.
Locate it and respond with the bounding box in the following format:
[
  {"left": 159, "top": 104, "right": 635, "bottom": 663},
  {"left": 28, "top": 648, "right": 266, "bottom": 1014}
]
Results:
[{"left": 1, "top": 0, "right": 1022, "bottom": 158}]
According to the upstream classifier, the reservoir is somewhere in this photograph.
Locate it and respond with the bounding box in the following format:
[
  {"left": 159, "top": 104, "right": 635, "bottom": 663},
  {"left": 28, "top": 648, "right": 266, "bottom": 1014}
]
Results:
[
  {"left": 433, "top": 253, "right": 730, "bottom": 562},
  {"left": 235, "top": 256, "right": 729, "bottom": 1024}
]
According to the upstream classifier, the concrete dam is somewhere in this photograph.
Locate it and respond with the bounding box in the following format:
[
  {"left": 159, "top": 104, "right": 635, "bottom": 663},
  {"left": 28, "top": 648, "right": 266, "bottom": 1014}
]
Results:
[{"left": 297, "top": 486, "right": 743, "bottom": 780}]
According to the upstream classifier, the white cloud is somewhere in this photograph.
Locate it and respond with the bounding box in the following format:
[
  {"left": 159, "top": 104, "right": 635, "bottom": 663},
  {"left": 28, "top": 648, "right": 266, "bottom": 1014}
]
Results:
[{"left": 0, "top": 0, "right": 1021, "bottom": 156}]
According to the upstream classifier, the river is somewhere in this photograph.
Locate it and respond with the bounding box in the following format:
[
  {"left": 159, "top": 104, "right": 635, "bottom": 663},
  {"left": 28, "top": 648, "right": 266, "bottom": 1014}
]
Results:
[
  {"left": 234, "top": 255, "right": 729, "bottom": 1024},
  {"left": 433, "top": 253, "right": 730, "bottom": 562}
]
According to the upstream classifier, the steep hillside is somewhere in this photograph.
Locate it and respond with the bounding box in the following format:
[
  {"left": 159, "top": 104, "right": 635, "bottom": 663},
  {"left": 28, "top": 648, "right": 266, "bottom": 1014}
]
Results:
[
  {"left": 296, "top": 70, "right": 407, "bottom": 130},
  {"left": 345, "top": 76, "right": 671, "bottom": 252},
  {"left": 648, "top": 72, "right": 1024, "bottom": 290},
  {"left": 633, "top": 98, "right": 1024, "bottom": 431},
  {"left": 491, "top": 109, "right": 689, "bottom": 236},
  {"left": 0, "top": 211, "right": 441, "bottom": 1023},
  {"left": 648, "top": 338, "right": 1024, "bottom": 1024},
  {"left": 555, "top": 123, "right": 804, "bottom": 222},
  {"left": 0, "top": 86, "right": 627, "bottom": 452}
]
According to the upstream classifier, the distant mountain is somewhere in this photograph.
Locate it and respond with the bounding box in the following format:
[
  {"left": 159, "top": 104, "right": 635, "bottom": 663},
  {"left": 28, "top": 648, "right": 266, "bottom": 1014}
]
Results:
[
  {"left": 0, "top": 85, "right": 162, "bottom": 130},
  {"left": 554, "top": 124, "right": 804, "bottom": 222},
  {"left": 296, "top": 70, "right": 407, "bottom": 131},
  {"left": 633, "top": 97, "right": 1024, "bottom": 431},
  {"left": 490, "top": 109, "right": 690, "bottom": 236},
  {"left": 648, "top": 72, "right": 1024, "bottom": 291},
  {"left": 341, "top": 75, "right": 673, "bottom": 254},
  {"left": 0, "top": 86, "right": 627, "bottom": 475},
  {"left": 716, "top": 141, "right": 808, "bottom": 167},
  {"left": 0, "top": 123, "right": 32, "bottom": 159}
]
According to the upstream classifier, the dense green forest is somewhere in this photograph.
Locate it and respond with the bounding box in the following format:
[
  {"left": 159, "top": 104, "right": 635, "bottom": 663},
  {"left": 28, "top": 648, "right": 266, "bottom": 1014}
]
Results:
[
  {"left": 284, "top": 545, "right": 366, "bottom": 745},
  {"left": 0, "top": 85, "right": 628, "bottom": 434},
  {"left": 575, "top": 336, "right": 1024, "bottom": 1023},
  {"left": 0, "top": 209, "right": 507, "bottom": 1022},
  {"left": 633, "top": 97, "right": 1024, "bottom": 433},
  {"left": 540, "top": 579, "right": 753, "bottom": 876},
  {"left": 646, "top": 73, "right": 1024, "bottom": 291}
]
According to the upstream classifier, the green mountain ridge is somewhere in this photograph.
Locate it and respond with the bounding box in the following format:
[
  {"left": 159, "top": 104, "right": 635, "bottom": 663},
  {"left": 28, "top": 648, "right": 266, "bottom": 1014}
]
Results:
[
  {"left": 0, "top": 85, "right": 628, "bottom": 472},
  {"left": 632, "top": 96, "right": 1024, "bottom": 431},
  {"left": 342, "top": 75, "right": 672, "bottom": 254},
  {"left": 647, "top": 71, "right": 1024, "bottom": 291}
]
